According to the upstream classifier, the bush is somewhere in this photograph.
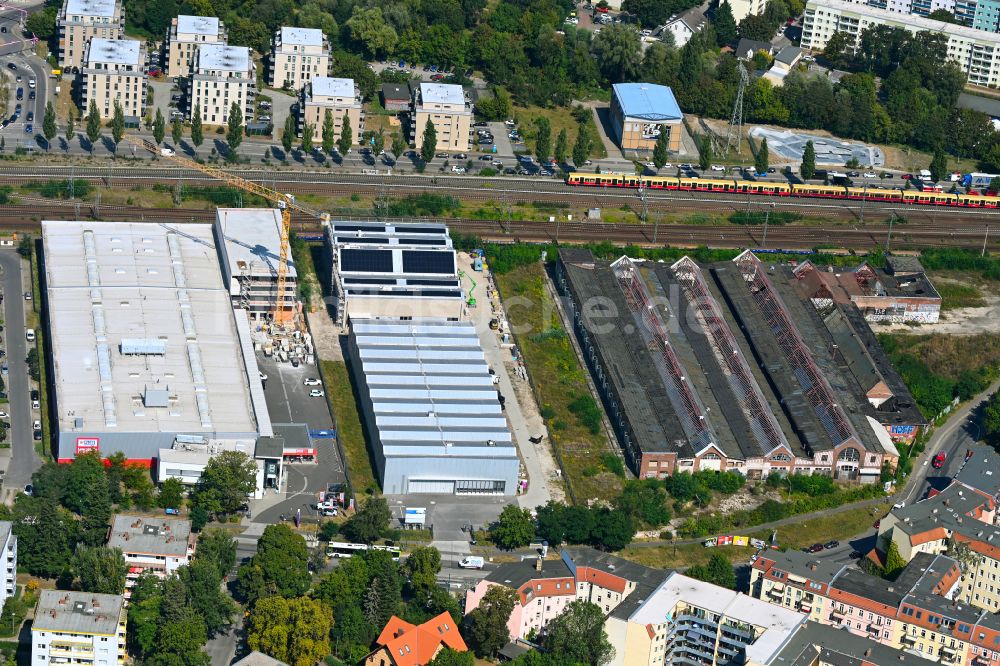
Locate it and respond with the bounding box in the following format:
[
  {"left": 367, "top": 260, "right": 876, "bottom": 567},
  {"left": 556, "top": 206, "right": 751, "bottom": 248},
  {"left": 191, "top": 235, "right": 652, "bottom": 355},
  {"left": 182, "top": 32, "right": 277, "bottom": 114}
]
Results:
[
  {"left": 729, "top": 211, "right": 801, "bottom": 226},
  {"left": 386, "top": 193, "right": 460, "bottom": 217},
  {"left": 568, "top": 394, "right": 602, "bottom": 434}
]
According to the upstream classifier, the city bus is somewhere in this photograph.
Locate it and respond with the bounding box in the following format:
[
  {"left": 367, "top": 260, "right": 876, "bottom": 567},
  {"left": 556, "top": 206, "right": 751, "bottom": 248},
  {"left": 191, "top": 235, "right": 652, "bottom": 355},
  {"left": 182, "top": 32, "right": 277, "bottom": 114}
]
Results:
[{"left": 326, "top": 541, "right": 402, "bottom": 561}]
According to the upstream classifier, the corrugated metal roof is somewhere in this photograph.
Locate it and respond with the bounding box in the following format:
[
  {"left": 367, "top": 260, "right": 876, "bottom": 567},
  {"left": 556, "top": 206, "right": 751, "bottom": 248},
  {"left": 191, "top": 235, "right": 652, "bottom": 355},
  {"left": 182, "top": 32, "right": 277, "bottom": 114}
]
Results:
[{"left": 612, "top": 83, "right": 682, "bottom": 121}]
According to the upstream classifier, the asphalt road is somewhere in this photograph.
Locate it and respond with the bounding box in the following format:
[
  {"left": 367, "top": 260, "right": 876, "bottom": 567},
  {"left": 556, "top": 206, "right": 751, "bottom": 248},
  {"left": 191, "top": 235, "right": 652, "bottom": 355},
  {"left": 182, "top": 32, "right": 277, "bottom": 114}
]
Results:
[
  {"left": 0, "top": 25, "right": 49, "bottom": 152},
  {"left": 0, "top": 249, "right": 38, "bottom": 493}
]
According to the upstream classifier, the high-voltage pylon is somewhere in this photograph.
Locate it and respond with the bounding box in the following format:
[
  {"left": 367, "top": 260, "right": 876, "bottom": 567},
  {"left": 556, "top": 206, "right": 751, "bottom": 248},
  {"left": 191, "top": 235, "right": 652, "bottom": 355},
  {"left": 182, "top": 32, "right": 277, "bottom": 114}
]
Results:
[{"left": 725, "top": 63, "right": 749, "bottom": 157}]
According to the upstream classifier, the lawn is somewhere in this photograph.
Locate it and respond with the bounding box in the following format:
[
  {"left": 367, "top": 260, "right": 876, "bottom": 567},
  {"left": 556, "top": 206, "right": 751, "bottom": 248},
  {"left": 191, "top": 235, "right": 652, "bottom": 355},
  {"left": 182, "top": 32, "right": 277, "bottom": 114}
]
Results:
[
  {"left": 936, "top": 281, "right": 986, "bottom": 310},
  {"left": 320, "top": 360, "right": 379, "bottom": 496},
  {"left": 495, "top": 262, "right": 622, "bottom": 502},
  {"left": 513, "top": 104, "right": 608, "bottom": 160},
  {"left": 619, "top": 505, "right": 885, "bottom": 569}
]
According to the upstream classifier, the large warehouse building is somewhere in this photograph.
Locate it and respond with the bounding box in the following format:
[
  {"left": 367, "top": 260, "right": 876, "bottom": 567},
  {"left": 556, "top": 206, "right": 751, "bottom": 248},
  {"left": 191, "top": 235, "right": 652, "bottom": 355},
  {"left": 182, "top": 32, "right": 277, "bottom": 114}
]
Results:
[
  {"left": 347, "top": 319, "right": 519, "bottom": 495},
  {"left": 556, "top": 249, "right": 913, "bottom": 480},
  {"left": 42, "top": 221, "right": 271, "bottom": 466},
  {"left": 326, "top": 221, "right": 465, "bottom": 324}
]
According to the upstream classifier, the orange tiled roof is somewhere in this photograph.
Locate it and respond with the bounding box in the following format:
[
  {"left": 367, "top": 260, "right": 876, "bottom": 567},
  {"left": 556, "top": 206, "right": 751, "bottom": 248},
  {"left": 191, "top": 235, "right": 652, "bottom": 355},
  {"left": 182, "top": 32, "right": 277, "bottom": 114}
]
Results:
[
  {"left": 910, "top": 527, "right": 949, "bottom": 547},
  {"left": 375, "top": 612, "right": 468, "bottom": 666},
  {"left": 576, "top": 566, "right": 628, "bottom": 594}
]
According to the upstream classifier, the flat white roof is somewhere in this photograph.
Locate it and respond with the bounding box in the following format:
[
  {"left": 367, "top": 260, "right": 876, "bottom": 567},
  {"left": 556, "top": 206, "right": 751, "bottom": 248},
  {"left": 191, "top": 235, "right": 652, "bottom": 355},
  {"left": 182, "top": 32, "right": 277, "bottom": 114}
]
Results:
[
  {"left": 64, "top": 0, "right": 117, "bottom": 17},
  {"left": 43, "top": 221, "right": 259, "bottom": 436},
  {"left": 86, "top": 38, "right": 141, "bottom": 66},
  {"left": 311, "top": 77, "right": 356, "bottom": 98},
  {"left": 420, "top": 82, "right": 465, "bottom": 105},
  {"left": 631, "top": 573, "right": 805, "bottom": 664},
  {"left": 214, "top": 208, "right": 297, "bottom": 279},
  {"left": 197, "top": 44, "right": 250, "bottom": 72},
  {"left": 280, "top": 26, "right": 324, "bottom": 46},
  {"left": 176, "top": 15, "right": 220, "bottom": 36}
]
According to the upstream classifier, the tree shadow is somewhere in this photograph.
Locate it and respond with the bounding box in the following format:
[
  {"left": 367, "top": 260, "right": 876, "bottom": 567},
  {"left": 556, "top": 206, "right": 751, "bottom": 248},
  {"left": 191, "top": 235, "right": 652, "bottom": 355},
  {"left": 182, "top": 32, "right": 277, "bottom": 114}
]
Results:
[{"left": 100, "top": 136, "right": 116, "bottom": 154}]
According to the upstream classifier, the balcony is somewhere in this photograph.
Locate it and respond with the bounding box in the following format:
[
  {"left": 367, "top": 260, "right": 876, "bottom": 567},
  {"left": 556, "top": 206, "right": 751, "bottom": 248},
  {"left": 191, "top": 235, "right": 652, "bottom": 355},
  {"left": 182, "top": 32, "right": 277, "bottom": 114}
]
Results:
[{"left": 900, "top": 634, "right": 917, "bottom": 646}]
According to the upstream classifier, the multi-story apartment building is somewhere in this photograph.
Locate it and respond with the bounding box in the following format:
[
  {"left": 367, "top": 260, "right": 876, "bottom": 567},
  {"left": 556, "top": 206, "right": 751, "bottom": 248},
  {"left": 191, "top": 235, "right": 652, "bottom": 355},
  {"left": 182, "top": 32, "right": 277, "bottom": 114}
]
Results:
[
  {"left": 165, "top": 15, "right": 226, "bottom": 78},
  {"left": 32, "top": 591, "right": 127, "bottom": 666},
  {"left": 0, "top": 522, "right": 16, "bottom": 613},
  {"left": 750, "top": 547, "right": 1000, "bottom": 666},
  {"left": 57, "top": 0, "right": 124, "bottom": 71},
  {"left": 189, "top": 44, "right": 255, "bottom": 125},
  {"left": 269, "top": 26, "right": 329, "bottom": 91},
  {"left": 802, "top": 0, "right": 1000, "bottom": 86},
  {"left": 464, "top": 548, "right": 665, "bottom": 641},
  {"left": 106, "top": 515, "right": 195, "bottom": 595},
  {"left": 212, "top": 208, "right": 298, "bottom": 320},
  {"left": 750, "top": 621, "right": 940, "bottom": 666},
  {"left": 411, "top": 82, "right": 472, "bottom": 153},
  {"left": 80, "top": 38, "right": 146, "bottom": 120},
  {"left": 605, "top": 572, "right": 805, "bottom": 666},
  {"left": 729, "top": 0, "right": 770, "bottom": 22},
  {"left": 300, "top": 77, "right": 363, "bottom": 143}
]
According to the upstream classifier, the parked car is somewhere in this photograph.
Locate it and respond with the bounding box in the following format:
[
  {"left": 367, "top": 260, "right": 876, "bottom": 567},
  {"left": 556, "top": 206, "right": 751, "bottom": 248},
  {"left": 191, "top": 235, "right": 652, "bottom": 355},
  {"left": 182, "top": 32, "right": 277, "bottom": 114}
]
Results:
[
  {"left": 33, "top": 429, "right": 41, "bottom": 441},
  {"left": 25, "top": 111, "right": 32, "bottom": 122},
  {"left": 309, "top": 389, "right": 325, "bottom": 397},
  {"left": 5, "top": 63, "right": 14, "bottom": 71},
  {"left": 710, "top": 165, "right": 725, "bottom": 171},
  {"left": 808, "top": 543, "right": 825, "bottom": 553},
  {"left": 459, "top": 556, "right": 485, "bottom": 569},
  {"left": 23, "top": 124, "right": 31, "bottom": 134},
  {"left": 479, "top": 155, "right": 493, "bottom": 161},
  {"left": 430, "top": 73, "right": 445, "bottom": 81},
  {"left": 864, "top": 172, "right": 877, "bottom": 178},
  {"left": 824, "top": 540, "right": 839, "bottom": 549},
  {"left": 932, "top": 451, "right": 947, "bottom": 468},
  {"left": 303, "top": 377, "right": 321, "bottom": 386},
  {"left": 15, "top": 88, "right": 22, "bottom": 101},
  {"left": 28, "top": 90, "right": 34, "bottom": 101},
  {"left": 22, "top": 484, "right": 32, "bottom": 496},
  {"left": 435, "top": 152, "right": 449, "bottom": 158}
]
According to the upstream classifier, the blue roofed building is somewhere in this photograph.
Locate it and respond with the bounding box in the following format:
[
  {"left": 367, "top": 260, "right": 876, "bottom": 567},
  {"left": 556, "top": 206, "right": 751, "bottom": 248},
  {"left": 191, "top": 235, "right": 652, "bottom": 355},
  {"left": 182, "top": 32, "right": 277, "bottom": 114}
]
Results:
[{"left": 609, "top": 82, "right": 683, "bottom": 152}]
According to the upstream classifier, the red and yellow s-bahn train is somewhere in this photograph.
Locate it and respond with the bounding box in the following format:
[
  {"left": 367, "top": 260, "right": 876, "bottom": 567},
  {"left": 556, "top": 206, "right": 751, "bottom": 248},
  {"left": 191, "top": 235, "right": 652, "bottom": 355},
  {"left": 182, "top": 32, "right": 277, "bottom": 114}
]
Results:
[{"left": 565, "top": 172, "right": 999, "bottom": 208}]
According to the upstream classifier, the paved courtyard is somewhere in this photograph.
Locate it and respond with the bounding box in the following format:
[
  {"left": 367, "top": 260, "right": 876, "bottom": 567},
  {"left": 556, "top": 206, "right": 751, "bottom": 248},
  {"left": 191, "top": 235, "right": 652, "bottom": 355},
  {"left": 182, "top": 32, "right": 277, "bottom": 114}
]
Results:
[{"left": 750, "top": 126, "right": 884, "bottom": 167}]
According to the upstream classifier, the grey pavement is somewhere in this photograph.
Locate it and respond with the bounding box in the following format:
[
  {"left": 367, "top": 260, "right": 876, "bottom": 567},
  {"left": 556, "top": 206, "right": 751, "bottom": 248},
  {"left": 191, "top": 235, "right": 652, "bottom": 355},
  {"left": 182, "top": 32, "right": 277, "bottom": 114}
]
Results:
[
  {"left": 0, "top": 249, "right": 38, "bottom": 495},
  {"left": 749, "top": 126, "right": 885, "bottom": 168},
  {"left": 386, "top": 493, "right": 508, "bottom": 561},
  {"left": 146, "top": 78, "right": 177, "bottom": 130},
  {"left": 0, "top": 44, "right": 50, "bottom": 152},
  {"left": 259, "top": 88, "right": 294, "bottom": 138}
]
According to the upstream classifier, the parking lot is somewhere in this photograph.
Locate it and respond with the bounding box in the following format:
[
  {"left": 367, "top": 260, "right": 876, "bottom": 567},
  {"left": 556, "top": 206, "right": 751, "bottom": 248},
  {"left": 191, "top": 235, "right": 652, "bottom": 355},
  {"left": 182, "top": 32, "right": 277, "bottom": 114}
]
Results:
[{"left": 251, "top": 354, "right": 346, "bottom": 524}]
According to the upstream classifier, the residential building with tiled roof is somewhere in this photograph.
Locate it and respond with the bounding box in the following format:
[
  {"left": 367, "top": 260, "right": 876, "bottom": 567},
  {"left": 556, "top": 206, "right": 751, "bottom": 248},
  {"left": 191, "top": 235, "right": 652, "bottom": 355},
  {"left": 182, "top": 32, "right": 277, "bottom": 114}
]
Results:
[{"left": 363, "top": 612, "right": 466, "bottom": 666}]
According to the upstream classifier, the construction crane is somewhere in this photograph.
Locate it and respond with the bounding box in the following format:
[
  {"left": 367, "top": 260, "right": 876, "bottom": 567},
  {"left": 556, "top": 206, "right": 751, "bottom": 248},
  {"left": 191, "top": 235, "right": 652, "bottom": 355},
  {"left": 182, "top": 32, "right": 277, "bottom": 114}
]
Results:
[{"left": 126, "top": 138, "right": 330, "bottom": 325}]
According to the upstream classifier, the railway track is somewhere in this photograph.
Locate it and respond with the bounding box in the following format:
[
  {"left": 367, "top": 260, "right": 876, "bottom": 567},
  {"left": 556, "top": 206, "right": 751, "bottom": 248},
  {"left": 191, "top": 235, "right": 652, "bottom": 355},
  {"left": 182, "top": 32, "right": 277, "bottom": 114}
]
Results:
[
  {"left": 0, "top": 200, "right": 995, "bottom": 252},
  {"left": 0, "top": 164, "right": 998, "bottom": 228}
]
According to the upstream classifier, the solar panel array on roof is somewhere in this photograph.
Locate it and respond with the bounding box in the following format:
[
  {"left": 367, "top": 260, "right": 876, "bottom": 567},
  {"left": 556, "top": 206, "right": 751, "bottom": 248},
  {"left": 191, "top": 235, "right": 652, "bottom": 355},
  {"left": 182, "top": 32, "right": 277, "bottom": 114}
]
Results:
[
  {"left": 398, "top": 226, "right": 448, "bottom": 234},
  {"left": 402, "top": 250, "right": 455, "bottom": 275},
  {"left": 342, "top": 248, "right": 393, "bottom": 273},
  {"left": 337, "top": 236, "right": 389, "bottom": 244},
  {"left": 399, "top": 238, "right": 446, "bottom": 245},
  {"left": 343, "top": 277, "right": 396, "bottom": 285}
]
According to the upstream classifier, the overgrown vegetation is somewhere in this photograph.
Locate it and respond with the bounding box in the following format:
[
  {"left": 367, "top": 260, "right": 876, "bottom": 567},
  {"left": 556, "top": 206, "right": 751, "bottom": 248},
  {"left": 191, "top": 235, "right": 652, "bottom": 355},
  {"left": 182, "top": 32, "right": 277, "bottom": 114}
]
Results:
[
  {"left": 321, "top": 360, "right": 379, "bottom": 496},
  {"left": 386, "top": 193, "right": 461, "bottom": 217},
  {"left": 935, "top": 281, "right": 986, "bottom": 310},
  {"left": 23, "top": 179, "right": 91, "bottom": 199},
  {"left": 729, "top": 210, "right": 802, "bottom": 226},
  {"left": 879, "top": 333, "right": 1000, "bottom": 417}
]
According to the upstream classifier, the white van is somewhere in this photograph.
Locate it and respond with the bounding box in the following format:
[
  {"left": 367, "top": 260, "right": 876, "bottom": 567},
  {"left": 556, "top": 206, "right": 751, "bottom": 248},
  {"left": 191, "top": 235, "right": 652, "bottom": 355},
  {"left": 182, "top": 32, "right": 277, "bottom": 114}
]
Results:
[
  {"left": 459, "top": 556, "right": 485, "bottom": 569},
  {"left": 25, "top": 329, "right": 35, "bottom": 342}
]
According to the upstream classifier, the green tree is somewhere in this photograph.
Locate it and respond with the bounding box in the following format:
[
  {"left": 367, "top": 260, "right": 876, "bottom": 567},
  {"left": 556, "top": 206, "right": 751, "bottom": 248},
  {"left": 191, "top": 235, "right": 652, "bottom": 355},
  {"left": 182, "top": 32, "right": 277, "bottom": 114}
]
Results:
[
  {"left": 71, "top": 545, "right": 127, "bottom": 594},
  {"left": 42, "top": 101, "right": 57, "bottom": 150},
  {"left": 984, "top": 390, "right": 1000, "bottom": 446},
  {"left": 190, "top": 450, "right": 257, "bottom": 519},
  {"left": 468, "top": 585, "right": 518, "bottom": 657},
  {"left": 534, "top": 117, "right": 552, "bottom": 163},
  {"left": 572, "top": 127, "right": 591, "bottom": 168},
  {"left": 341, "top": 496, "right": 391, "bottom": 543},
  {"left": 697, "top": 134, "right": 713, "bottom": 170},
  {"left": 589, "top": 508, "right": 634, "bottom": 551},
  {"left": 338, "top": 115, "right": 353, "bottom": 155},
  {"left": 237, "top": 524, "right": 310, "bottom": 604},
  {"left": 490, "top": 504, "right": 534, "bottom": 550},
  {"left": 430, "top": 648, "right": 475, "bottom": 666},
  {"left": 226, "top": 102, "right": 243, "bottom": 159},
  {"left": 282, "top": 114, "right": 296, "bottom": 154},
  {"left": 929, "top": 148, "right": 948, "bottom": 182},
  {"left": 928, "top": 8, "right": 956, "bottom": 21},
  {"left": 543, "top": 600, "right": 615, "bottom": 666},
  {"left": 171, "top": 119, "right": 183, "bottom": 147},
  {"left": 152, "top": 108, "right": 165, "bottom": 146},
  {"left": 421, "top": 117, "right": 438, "bottom": 162},
  {"left": 11, "top": 498, "right": 77, "bottom": 577},
  {"left": 801, "top": 140, "right": 816, "bottom": 179},
  {"left": 195, "top": 529, "right": 237, "bottom": 577},
  {"left": 247, "top": 596, "right": 332, "bottom": 666},
  {"left": 652, "top": 127, "right": 669, "bottom": 169},
  {"left": 686, "top": 552, "right": 737, "bottom": 589},
  {"left": 191, "top": 106, "right": 204, "bottom": 148},
  {"left": 392, "top": 132, "right": 407, "bottom": 158},
  {"left": 301, "top": 122, "right": 314, "bottom": 153},
  {"left": 346, "top": 6, "right": 398, "bottom": 58},
  {"left": 154, "top": 615, "right": 210, "bottom": 666},
  {"left": 321, "top": 109, "right": 335, "bottom": 154},
  {"left": 314, "top": 556, "right": 369, "bottom": 609},
  {"left": 614, "top": 480, "right": 671, "bottom": 527},
  {"left": 65, "top": 106, "right": 75, "bottom": 147},
  {"left": 591, "top": 24, "right": 641, "bottom": 83},
  {"left": 110, "top": 101, "right": 125, "bottom": 154},
  {"left": 822, "top": 31, "right": 852, "bottom": 69},
  {"left": 754, "top": 137, "right": 769, "bottom": 173},
  {"left": 713, "top": 1, "right": 738, "bottom": 46},
  {"left": 158, "top": 477, "right": 185, "bottom": 509},
  {"left": 179, "top": 558, "right": 236, "bottom": 637},
  {"left": 402, "top": 545, "right": 441, "bottom": 596},
  {"left": 25, "top": 6, "right": 57, "bottom": 40},
  {"left": 85, "top": 101, "right": 101, "bottom": 154},
  {"left": 554, "top": 129, "right": 568, "bottom": 166},
  {"left": 373, "top": 129, "right": 385, "bottom": 155},
  {"left": 884, "top": 540, "right": 907, "bottom": 579}
]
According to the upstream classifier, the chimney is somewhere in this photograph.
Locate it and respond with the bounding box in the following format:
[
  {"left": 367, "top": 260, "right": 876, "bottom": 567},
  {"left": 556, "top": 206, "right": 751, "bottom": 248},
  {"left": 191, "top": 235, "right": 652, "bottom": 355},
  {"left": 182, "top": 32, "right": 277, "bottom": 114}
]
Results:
[{"left": 535, "top": 557, "right": 543, "bottom": 572}]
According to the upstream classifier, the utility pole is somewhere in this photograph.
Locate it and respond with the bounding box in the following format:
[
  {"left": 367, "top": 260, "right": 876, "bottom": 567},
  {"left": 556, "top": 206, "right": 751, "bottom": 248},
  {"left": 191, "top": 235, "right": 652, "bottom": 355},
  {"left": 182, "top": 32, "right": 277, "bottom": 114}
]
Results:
[
  {"left": 762, "top": 203, "right": 774, "bottom": 249},
  {"left": 886, "top": 212, "right": 895, "bottom": 252},
  {"left": 858, "top": 182, "right": 868, "bottom": 226},
  {"left": 638, "top": 187, "right": 647, "bottom": 225},
  {"left": 983, "top": 226, "right": 991, "bottom": 257}
]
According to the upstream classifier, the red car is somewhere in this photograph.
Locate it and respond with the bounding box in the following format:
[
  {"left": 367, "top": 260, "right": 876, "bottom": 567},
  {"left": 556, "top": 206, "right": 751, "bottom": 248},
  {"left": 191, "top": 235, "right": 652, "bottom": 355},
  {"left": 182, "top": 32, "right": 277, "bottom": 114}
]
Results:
[
  {"left": 901, "top": 173, "right": 912, "bottom": 180},
  {"left": 932, "top": 451, "right": 947, "bottom": 468}
]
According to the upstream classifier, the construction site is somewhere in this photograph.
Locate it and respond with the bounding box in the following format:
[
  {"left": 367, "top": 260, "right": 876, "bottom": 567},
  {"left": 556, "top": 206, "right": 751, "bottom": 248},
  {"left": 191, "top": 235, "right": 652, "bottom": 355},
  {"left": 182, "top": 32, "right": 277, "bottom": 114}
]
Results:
[{"left": 556, "top": 249, "right": 923, "bottom": 482}]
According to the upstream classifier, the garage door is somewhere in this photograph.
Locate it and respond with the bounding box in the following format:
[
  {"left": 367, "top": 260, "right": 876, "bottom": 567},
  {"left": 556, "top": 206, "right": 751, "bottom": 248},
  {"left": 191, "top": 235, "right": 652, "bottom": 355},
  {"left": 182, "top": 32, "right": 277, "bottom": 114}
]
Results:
[{"left": 407, "top": 479, "right": 455, "bottom": 494}]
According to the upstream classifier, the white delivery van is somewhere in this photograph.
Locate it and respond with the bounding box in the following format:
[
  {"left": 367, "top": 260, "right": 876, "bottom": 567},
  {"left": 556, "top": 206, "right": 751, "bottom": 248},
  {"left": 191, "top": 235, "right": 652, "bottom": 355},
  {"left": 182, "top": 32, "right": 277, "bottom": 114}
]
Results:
[{"left": 459, "top": 556, "right": 485, "bottom": 569}]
